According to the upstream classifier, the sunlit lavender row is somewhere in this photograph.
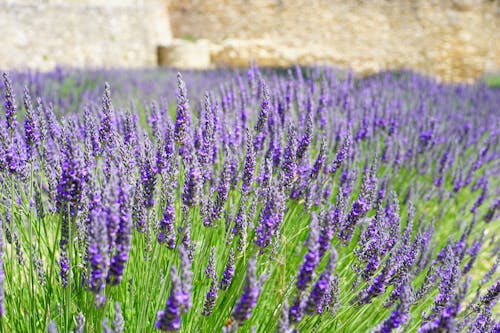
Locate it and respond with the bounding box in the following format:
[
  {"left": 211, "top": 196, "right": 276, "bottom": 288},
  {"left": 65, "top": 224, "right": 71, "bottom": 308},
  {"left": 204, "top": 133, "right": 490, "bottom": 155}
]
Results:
[{"left": 0, "top": 66, "right": 498, "bottom": 332}]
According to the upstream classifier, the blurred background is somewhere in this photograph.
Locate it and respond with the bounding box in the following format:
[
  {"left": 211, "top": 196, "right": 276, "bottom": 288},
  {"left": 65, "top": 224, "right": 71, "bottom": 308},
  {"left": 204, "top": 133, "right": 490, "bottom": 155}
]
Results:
[{"left": 1, "top": 0, "right": 499, "bottom": 83}]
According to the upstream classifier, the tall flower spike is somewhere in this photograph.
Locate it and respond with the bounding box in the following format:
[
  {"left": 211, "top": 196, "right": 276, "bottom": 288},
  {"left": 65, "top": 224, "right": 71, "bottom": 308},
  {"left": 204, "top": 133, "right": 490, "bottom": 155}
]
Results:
[
  {"left": 330, "top": 133, "right": 351, "bottom": 174},
  {"left": 305, "top": 247, "right": 338, "bottom": 315},
  {"left": 232, "top": 256, "right": 263, "bottom": 324},
  {"left": 253, "top": 81, "right": 270, "bottom": 150},
  {"left": 296, "top": 213, "right": 321, "bottom": 291},
  {"left": 296, "top": 105, "right": 313, "bottom": 161},
  {"left": 174, "top": 73, "right": 191, "bottom": 145},
  {"left": 339, "top": 160, "right": 376, "bottom": 243},
  {"left": 182, "top": 161, "right": 201, "bottom": 208},
  {"left": 140, "top": 137, "right": 157, "bottom": 209},
  {"left": 255, "top": 179, "right": 286, "bottom": 251},
  {"left": 158, "top": 186, "right": 176, "bottom": 249},
  {"left": 108, "top": 176, "right": 133, "bottom": 285},
  {"left": 2, "top": 72, "right": 17, "bottom": 132},
  {"left": 310, "top": 137, "right": 326, "bottom": 179},
  {"left": 241, "top": 130, "right": 256, "bottom": 195},
  {"left": 219, "top": 248, "right": 235, "bottom": 290},
  {"left": 113, "top": 302, "right": 125, "bottom": 333},
  {"left": 204, "top": 247, "right": 216, "bottom": 278},
  {"left": 282, "top": 123, "right": 297, "bottom": 188},
  {"left": 373, "top": 281, "right": 411, "bottom": 333},
  {"left": 208, "top": 159, "right": 231, "bottom": 225},
  {"left": 277, "top": 300, "right": 292, "bottom": 333},
  {"left": 202, "top": 274, "right": 218, "bottom": 317},
  {"left": 102, "top": 319, "right": 113, "bottom": 333},
  {"left": 75, "top": 312, "right": 85, "bottom": 333},
  {"left": 155, "top": 267, "right": 183, "bottom": 332},
  {"left": 23, "top": 87, "right": 39, "bottom": 160},
  {"left": 318, "top": 197, "right": 344, "bottom": 258},
  {"left": 99, "top": 82, "right": 113, "bottom": 147},
  {"left": 289, "top": 293, "right": 306, "bottom": 323},
  {"left": 88, "top": 206, "right": 110, "bottom": 307}
]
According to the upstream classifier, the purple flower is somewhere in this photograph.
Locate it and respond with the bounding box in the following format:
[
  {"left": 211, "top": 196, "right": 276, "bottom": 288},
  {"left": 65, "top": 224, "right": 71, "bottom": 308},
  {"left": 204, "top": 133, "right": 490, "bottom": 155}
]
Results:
[
  {"left": 182, "top": 162, "right": 201, "bottom": 208},
  {"left": 113, "top": 302, "right": 124, "bottom": 333},
  {"left": 374, "top": 282, "right": 411, "bottom": 333},
  {"left": 108, "top": 177, "right": 132, "bottom": 285},
  {"left": 330, "top": 133, "right": 351, "bottom": 174},
  {"left": 282, "top": 124, "right": 298, "bottom": 188},
  {"left": 174, "top": 73, "right": 191, "bottom": 145},
  {"left": 241, "top": 130, "right": 256, "bottom": 195},
  {"left": 99, "top": 82, "right": 114, "bottom": 148},
  {"left": 2, "top": 73, "right": 17, "bottom": 132},
  {"left": 202, "top": 275, "right": 218, "bottom": 317},
  {"left": 155, "top": 267, "right": 183, "bottom": 331},
  {"left": 57, "top": 136, "right": 87, "bottom": 218},
  {"left": 356, "top": 263, "right": 390, "bottom": 305},
  {"left": 140, "top": 139, "right": 157, "bottom": 208},
  {"left": 232, "top": 257, "right": 263, "bottom": 324},
  {"left": 305, "top": 247, "right": 338, "bottom": 314},
  {"left": 296, "top": 213, "right": 320, "bottom": 291},
  {"left": 483, "top": 197, "right": 499, "bottom": 223},
  {"left": 339, "top": 160, "right": 377, "bottom": 243},
  {"left": 219, "top": 248, "right": 235, "bottom": 290},
  {"left": 206, "top": 160, "right": 231, "bottom": 226},
  {"left": 158, "top": 189, "right": 176, "bottom": 249},
  {"left": 204, "top": 247, "right": 216, "bottom": 279},
  {"left": 277, "top": 300, "right": 291, "bottom": 333},
  {"left": 88, "top": 205, "right": 110, "bottom": 306},
  {"left": 318, "top": 195, "right": 344, "bottom": 258},
  {"left": 289, "top": 295, "right": 305, "bottom": 323},
  {"left": 310, "top": 137, "right": 326, "bottom": 179},
  {"left": 23, "top": 87, "right": 39, "bottom": 160},
  {"left": 253, "top": 82, "right": 270, "bottom": 150},
  {"left": 296, "top": 108, "right": 312, "bottom": 161},
  {"left": 255, "top": 181, "right": 286, "bottom": 251}
]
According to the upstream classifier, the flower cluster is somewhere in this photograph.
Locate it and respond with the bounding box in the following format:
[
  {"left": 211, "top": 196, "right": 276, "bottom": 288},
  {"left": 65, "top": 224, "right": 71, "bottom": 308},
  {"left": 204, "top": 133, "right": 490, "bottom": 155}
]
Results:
[{"left": 0, "top": 67, "right": 498, "bottom": 332}]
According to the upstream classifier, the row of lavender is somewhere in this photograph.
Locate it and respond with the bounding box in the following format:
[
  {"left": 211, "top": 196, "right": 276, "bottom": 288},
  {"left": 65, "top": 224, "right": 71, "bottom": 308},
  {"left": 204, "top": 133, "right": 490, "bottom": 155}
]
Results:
[{"left": 0, "top": 66, "right": 498, "bottom": 332}]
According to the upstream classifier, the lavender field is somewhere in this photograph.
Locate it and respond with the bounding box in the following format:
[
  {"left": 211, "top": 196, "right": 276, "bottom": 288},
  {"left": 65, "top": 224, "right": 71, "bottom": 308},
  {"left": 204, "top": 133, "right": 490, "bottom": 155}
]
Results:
[{"left": 0, "top": 66, "right": 499, "bottom": 332}]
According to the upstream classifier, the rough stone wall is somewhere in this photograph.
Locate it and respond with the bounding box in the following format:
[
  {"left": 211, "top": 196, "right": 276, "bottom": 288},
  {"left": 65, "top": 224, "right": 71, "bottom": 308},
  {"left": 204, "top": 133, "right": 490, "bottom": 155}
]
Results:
[
  {"left": 168, "top": 0, "right": 500, "bottom": 82},
  {"left": 0, "top": 0, "right": 171, "bottom": 70}
]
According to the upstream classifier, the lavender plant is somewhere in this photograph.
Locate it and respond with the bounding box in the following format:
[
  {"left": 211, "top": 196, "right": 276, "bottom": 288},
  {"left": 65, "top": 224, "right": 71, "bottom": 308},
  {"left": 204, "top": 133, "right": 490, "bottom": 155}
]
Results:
[{"left": 0, "top": 66, "right": 498, "bottom": 332}]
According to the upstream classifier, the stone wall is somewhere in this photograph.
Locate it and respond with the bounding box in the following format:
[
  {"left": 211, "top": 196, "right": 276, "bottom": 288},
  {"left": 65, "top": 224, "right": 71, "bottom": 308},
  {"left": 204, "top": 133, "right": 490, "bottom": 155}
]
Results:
[
  {"left": 0, "top": 0, "right": 171, "bottom": 70},
  {"left": 168, "top": 0, "right": 500, "bottom": 82}
]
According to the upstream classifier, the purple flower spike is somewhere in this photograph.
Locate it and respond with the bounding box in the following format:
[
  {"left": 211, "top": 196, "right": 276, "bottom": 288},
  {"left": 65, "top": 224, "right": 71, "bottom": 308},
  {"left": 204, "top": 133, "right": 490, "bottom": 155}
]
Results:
[
  {"left": 108, "top": 177, "right": 132, "bottom": 285},
  {"left": 23, "top": 87, "right": 39, "bottom": 160},
  {"left": 2, "top": 72, "right": 17, "bottom": 131},
  {"left": 241, "top": 130, "right": 256, "bottom": 195},
  {"left": 219, "top": 248, "right": 235, "bottom": 291},
  {"left": 88, "top": 206, "right": 110, "bottom": 306},
  {"left": 305, "top": 247, "right": 338, "bottom": 315},
  {"left": 158, "top": 198, "right": 176, "bottom": 249},
  {"left": 296, "top": 109, "right": 313, "bottom": 161},
  {"left": 232, "top": 256, "right": 263, "bottom": 324},
  {"left": 296, "top": 213, "right": 320, "bottom": 291},
  {"left": 155, "top": 267, "right": 183, "bottom": 332},
  {"left": 99, "top": 82, "right": 113, "bottom": 148},
  {"left": 174, "top": 73, "right": 191, "bottom": 146},
  {"left": 373, "top": 282, "right": 411, "bottom": 333},
  {"left": 330, "top": 133, "right": 351, "bottom": 174},
  {"left": 282, "top": 124, "right": 298, "bottom": 188},
  {"left": 182, "top": 162, "right": 201, "bottom": 208}
]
